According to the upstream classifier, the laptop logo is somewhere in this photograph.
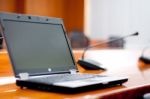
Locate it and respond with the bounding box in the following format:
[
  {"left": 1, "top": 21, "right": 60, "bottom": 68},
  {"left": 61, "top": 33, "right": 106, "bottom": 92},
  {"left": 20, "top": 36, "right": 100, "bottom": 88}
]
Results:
[{"left": 48, "top": 68, "right": 52, "bottom": 72}]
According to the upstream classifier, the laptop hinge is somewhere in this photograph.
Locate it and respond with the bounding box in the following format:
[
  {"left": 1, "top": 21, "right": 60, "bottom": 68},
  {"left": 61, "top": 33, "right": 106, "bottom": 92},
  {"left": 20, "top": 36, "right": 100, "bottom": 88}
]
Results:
[
  {"left": 19, "top": 73, "right": 29, "bottom": 80},
  {"left": 69, "top": 69, "right": 77, "bottom": 74}
]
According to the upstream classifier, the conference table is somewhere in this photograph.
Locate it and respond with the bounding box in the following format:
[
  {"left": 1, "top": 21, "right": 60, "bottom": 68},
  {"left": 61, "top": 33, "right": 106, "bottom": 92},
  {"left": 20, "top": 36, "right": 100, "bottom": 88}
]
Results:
[{"left": 0, "top": 49, "right": 150, "bottom": 99}]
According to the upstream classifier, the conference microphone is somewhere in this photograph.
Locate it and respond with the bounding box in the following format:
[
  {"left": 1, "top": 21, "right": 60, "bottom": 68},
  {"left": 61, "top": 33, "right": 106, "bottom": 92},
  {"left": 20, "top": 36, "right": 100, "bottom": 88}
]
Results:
[
  {"left": 139, "top": 46, "right": 150, "bottom": 64},
  {"left": 77, "top": 32, "right": 139, "bottom": 70}
]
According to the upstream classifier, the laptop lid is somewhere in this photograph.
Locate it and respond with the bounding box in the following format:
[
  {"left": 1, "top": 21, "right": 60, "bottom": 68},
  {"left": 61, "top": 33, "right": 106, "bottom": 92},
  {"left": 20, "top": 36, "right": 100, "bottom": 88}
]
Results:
[{"left": 0, "top": 12, "right": 77, "bottom": 77}]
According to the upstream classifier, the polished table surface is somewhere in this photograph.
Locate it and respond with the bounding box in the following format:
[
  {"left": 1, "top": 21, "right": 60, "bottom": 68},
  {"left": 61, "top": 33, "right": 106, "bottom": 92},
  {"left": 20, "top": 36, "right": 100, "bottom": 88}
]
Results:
[{"left": 0, "top": 49, "right": 150, "bottom": 99}]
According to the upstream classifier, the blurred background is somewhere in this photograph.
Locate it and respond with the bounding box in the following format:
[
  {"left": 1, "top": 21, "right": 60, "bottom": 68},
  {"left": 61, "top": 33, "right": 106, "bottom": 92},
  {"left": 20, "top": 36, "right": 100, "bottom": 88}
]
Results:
[{"left": 0, "top": 0, "right": 150, "bottom": 50}]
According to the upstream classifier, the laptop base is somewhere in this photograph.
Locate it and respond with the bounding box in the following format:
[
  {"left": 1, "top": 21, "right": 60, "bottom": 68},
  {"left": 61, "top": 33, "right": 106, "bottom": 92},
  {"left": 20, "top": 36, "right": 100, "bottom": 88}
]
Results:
[{"left": 16, "top": 79, "right": 127, "bottom": 93}]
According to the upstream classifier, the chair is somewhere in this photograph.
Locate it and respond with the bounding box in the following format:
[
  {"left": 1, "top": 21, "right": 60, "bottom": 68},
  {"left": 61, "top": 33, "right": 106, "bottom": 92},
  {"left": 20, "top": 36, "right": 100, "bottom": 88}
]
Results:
[
  {"left": 0, "top": 33, "right": 3, "bottom": 49},
  {"left": 68, "top": 30, "right": 90, "bottom": 49}
]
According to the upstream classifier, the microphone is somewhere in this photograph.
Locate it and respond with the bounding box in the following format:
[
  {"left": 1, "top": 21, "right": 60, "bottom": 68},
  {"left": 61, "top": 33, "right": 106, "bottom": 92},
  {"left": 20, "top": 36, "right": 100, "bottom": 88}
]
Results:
[
  {"left": 139, "top": 46, "right": 150, "bottom": 64},
  {"left": 77, "top": 32, "right": 139, "bottom": 70}
]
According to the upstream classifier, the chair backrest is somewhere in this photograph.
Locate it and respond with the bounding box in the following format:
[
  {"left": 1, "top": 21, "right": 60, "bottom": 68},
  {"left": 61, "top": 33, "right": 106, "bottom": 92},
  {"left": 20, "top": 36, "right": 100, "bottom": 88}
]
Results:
[
  {"left": 69, "top": 30, "right": 90, "bottom": 49},
  {"left": 108, "top": 36, "right": 125, "bottom": 48},
  {"left": 0, "top": 33, "right": 3, "bottom": 49}
]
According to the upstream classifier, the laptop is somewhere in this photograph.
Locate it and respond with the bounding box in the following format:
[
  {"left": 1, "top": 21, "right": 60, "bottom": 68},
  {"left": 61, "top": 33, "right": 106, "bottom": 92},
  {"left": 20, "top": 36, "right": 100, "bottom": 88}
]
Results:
[{"left": 0, "top": 12, "right": 128, "bottom": 93}]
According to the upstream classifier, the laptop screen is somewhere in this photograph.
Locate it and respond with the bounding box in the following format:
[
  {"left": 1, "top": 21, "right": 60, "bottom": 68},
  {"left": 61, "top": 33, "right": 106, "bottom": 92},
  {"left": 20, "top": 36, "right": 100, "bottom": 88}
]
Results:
[{"left": 3, "top": 20, "right": 76, "bottom": 76}]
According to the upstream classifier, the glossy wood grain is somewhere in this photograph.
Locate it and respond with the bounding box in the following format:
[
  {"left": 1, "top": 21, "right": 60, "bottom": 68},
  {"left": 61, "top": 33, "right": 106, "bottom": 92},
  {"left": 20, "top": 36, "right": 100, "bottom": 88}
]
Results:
[{"left": 0, "top": 49, "right": 150, "bottom": 99}]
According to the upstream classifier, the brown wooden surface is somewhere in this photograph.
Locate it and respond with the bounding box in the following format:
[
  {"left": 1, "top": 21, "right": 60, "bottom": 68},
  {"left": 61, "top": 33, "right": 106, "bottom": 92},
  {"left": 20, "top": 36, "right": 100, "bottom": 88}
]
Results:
[{"left": 0, "top": 49, "right": 150, "bottom": 99}]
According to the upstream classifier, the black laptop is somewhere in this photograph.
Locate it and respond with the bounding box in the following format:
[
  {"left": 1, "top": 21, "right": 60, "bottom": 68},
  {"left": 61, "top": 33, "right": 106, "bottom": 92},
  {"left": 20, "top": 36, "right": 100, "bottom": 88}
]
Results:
[{"left": 0, "top": 12, "right": 128, "bottom": 93}]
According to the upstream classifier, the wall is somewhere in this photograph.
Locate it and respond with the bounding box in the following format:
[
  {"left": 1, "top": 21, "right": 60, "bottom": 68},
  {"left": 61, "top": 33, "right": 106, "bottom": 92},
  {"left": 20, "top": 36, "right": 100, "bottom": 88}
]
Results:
[
  {"left": 64, "top": 0, "right": 84, "bottom": 32},
  {"left": 0, "top": 0, "right": 84, "bottom": 33},
  {"left": 85, "top": 0, "right": 150, "bottom": 49},
  {"left": 0, "top": 0, "right": 17, "bottom": 12}
]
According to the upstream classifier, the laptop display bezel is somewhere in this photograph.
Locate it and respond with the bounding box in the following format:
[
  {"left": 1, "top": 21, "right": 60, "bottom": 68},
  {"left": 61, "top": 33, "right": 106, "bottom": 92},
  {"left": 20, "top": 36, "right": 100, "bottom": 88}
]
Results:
[{"left": 0, "top": 12, "right": 78, "bottom": 78}]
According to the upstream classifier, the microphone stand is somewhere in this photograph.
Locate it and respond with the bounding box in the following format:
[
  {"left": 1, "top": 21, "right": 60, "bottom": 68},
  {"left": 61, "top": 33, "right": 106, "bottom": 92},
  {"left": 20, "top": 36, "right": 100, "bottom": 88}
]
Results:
[
  {"left": 78, "top": 32, "right": 139, "bottom": 70},
  {"left": 82, "top": 32, "right": 139, "bottom": 60}
]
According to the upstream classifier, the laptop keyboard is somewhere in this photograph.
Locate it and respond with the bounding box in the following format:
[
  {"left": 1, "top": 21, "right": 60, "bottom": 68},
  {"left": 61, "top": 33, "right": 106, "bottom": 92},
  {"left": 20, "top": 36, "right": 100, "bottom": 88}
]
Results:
[{"left": 28, "top": 74, "right": 100, "bottom": 84}]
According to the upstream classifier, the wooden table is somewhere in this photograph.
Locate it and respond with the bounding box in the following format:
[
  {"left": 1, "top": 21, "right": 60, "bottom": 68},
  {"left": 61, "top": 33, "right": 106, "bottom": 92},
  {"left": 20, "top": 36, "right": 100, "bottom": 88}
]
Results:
[{"left": 0, "top": 49, "right": 150, "bottom": 99}]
